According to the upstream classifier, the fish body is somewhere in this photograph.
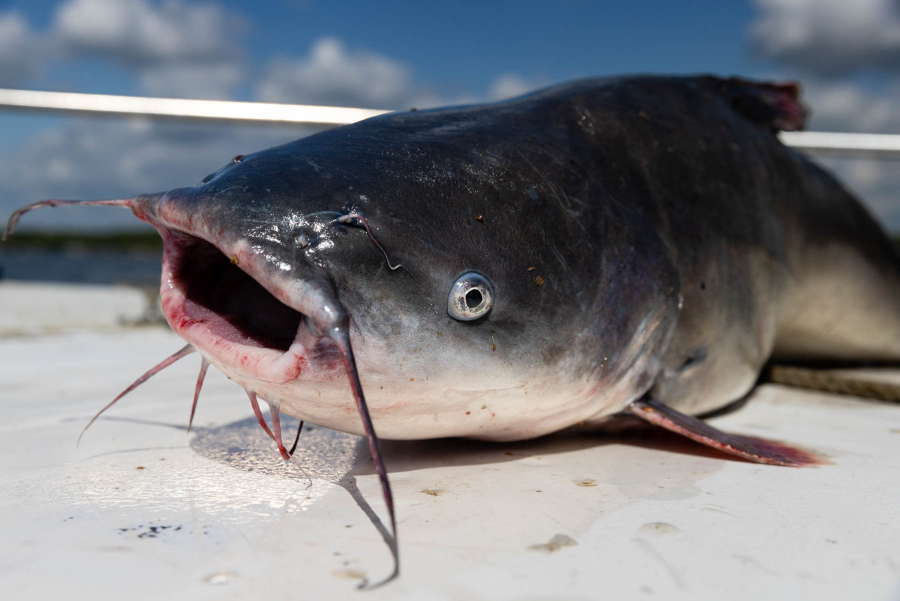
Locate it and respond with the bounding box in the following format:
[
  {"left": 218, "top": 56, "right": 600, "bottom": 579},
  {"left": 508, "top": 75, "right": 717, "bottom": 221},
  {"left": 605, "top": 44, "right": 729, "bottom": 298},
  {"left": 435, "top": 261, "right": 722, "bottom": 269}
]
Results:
[
  {"left": 11, "top": 76, "right": 900, "bottom": 445},
  {"left": 130, "top": 75, "right": 900, "bottom": 440},
  {"left": 123, "top": 76, "right": 687, "bottom": 442}
]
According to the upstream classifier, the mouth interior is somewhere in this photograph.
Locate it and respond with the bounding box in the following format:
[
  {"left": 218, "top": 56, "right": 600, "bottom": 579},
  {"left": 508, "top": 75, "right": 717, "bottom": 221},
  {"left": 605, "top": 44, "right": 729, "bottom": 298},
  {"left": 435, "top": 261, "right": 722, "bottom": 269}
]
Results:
[{"left": 175, "top": 237, "right": 303, "bottom": 351}]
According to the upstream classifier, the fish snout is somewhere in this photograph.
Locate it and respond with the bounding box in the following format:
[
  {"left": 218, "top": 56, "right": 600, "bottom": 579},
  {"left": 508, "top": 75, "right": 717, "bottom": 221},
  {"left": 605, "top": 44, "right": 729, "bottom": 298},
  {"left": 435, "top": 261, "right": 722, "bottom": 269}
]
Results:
[{"left": 142, "top": 194, "right": 349, "bottom": 386}]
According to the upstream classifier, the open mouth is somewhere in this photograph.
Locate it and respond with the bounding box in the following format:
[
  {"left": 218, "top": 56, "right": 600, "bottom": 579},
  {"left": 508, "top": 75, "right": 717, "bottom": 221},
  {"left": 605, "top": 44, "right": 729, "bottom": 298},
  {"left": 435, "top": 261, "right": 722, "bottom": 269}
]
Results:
[
  {"left": 179, "top": 237, "right": 302, "bottom": 351},
  {"left": 158, "top": 230, "right": 336, "bottom": 384},
  {"left": 3, "top": 188, "right": 406, "bottom": 585}
]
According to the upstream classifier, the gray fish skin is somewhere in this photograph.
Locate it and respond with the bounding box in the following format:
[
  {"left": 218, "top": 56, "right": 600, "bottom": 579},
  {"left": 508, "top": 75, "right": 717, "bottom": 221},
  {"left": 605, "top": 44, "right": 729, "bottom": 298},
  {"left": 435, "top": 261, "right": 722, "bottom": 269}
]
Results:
[
  {"left": 630, "top": 78, "right": 900, "bottom": 414},
  {"left": 45, "top": 76, "right": 900, "bottom": 439}
]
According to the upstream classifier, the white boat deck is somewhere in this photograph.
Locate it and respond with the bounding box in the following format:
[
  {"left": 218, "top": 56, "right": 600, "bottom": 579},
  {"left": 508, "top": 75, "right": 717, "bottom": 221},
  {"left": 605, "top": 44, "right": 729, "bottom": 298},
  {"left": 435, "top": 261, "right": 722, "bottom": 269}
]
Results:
[{"left": 1, "top": 282, "right": 899, "bottom": 600}]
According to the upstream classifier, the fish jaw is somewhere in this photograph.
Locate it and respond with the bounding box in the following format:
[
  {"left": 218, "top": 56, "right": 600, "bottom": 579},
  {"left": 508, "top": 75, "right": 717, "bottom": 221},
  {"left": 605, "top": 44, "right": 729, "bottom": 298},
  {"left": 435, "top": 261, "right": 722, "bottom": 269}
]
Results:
[
  {"left": 131, "top": 190, "right": 348, "bottom": 389},
  {"left": 158, "top": 236, "right": 307, "bottom": 384}
]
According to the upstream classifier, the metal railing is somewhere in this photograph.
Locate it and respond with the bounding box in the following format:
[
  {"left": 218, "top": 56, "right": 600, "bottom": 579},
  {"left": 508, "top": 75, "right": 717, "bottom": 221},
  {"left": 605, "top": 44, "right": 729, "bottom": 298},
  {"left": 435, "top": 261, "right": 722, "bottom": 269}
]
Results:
[{"left": 1, "top": 87, "right": 897, "bottom": 158}]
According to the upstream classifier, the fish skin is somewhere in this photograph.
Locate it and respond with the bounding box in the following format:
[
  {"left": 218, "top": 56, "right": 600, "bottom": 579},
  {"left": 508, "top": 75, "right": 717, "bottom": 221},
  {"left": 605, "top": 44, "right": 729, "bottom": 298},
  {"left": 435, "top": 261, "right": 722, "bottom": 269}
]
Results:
[
  {"left": 126, "top": 75, "right": 900, "bottom": 435},
  {"left": 11, "top": 76, "right": 900, "bottom": 441},
  {"left": 129, "top": 77, "right": 691, "bottom": 441},
  {"left": 17, "top": 75, "right": 893, "bottom": 587},
  {"left": 625, "top": 78, "right": 900, "bottom": 414}
]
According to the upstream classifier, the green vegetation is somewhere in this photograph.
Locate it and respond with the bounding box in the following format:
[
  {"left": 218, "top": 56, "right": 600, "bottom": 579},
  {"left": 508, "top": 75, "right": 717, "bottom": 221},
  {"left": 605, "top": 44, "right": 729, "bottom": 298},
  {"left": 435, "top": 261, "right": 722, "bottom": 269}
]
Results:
[{"left": 2, "top": 231, "right": 163, "bottom": 252}]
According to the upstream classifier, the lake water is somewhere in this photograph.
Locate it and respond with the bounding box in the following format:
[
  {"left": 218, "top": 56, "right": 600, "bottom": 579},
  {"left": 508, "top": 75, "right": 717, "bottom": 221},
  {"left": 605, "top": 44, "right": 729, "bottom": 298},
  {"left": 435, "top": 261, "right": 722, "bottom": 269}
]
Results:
[{"left": 0, "top": 249, "right": 162, "bottom": 284}]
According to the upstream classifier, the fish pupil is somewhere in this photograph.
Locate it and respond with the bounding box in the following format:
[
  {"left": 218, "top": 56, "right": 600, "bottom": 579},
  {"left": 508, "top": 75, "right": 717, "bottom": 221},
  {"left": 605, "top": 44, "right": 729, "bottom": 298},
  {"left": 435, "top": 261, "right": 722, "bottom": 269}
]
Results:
[{"left": 465, "top": 289, "right": 483, "bottom": 309}]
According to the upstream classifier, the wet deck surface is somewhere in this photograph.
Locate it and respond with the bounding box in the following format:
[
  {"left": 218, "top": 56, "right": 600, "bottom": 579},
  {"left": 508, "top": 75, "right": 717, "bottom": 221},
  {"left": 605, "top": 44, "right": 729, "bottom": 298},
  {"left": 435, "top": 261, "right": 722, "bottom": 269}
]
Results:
[{"left": 1, "top": 283, "right": 899, "bottom": 600}]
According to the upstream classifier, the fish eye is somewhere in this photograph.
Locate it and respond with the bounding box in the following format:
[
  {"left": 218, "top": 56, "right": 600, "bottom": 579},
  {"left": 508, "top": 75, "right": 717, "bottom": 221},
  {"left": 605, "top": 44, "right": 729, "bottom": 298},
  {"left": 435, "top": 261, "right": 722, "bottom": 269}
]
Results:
[{"left": 448, "top": 272, "right": 494, "bottom": 321}]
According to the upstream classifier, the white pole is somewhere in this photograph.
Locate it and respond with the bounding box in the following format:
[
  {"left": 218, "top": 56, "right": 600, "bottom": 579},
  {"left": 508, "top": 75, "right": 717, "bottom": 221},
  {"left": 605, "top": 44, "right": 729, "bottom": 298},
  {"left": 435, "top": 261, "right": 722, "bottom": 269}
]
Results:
[
  {"left": 0, "top": 88, "right": 388, "bottom": 126},
  {"left": 1, "top": 88, "right": 898, "bottom": 158},
  {"left": 779, "top": 131, "right": 900, "bottom": 159}
]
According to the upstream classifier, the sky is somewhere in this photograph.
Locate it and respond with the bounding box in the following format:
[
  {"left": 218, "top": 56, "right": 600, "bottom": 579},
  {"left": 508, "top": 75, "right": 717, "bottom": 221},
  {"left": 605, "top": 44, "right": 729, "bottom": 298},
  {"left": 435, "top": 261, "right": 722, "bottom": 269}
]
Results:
[{"left": 0, "top": 0, "right": 899, "bottom": 230}]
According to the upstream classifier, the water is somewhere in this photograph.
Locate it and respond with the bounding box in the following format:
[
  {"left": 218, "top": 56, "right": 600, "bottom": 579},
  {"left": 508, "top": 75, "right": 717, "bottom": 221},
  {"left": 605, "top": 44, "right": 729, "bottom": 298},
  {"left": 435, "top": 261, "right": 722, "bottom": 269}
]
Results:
[{"left": 0, "top": 248, "right": 162, "bottom": 285}]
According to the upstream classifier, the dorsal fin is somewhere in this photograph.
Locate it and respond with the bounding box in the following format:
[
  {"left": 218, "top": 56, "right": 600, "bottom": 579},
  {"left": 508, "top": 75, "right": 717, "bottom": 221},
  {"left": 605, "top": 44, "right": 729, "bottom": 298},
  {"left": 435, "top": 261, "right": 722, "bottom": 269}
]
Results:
[{"left": 713, "top": 77, "right": 808, "bottom": 132}]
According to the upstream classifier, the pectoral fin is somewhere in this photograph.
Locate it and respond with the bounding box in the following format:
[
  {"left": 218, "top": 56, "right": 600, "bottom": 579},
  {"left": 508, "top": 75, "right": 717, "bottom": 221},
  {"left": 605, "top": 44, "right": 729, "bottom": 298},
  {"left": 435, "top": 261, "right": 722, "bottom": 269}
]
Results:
[{"left": 627, "top": 396, "right": 821, "bottom": 466}]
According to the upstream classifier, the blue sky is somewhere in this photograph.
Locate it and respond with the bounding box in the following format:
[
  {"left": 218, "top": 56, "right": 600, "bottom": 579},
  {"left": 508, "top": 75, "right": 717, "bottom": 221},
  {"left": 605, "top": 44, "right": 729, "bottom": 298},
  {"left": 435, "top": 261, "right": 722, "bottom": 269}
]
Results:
[
  {"left": 2, "top": 0, "right": 759, "bottom": 99},
  {"left": 1, "top": 0, "right": 899, "bottom": 230}
]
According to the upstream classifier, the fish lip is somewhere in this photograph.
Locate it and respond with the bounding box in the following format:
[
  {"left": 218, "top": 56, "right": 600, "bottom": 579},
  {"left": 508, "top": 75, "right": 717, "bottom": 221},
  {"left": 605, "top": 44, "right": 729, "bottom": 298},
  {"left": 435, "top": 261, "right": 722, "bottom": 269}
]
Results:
[{"left": 149, "top": 215, "right": 345, "bottom": 386}]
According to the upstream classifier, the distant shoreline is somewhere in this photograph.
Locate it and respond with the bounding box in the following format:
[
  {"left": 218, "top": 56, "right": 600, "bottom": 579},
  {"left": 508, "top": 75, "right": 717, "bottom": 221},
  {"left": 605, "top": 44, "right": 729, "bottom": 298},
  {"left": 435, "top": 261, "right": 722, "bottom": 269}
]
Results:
[{"left": 2, "top": 231, "right": 163, "bottom": 252}]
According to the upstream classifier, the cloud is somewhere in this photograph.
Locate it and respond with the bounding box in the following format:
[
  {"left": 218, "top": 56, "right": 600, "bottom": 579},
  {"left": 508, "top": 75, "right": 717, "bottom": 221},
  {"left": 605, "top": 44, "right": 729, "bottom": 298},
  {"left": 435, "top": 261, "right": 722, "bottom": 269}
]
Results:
[
  {"left": 0, "top": 12, "right": 42, "bottom": 86},
  {"left": 255, "top": 37, "right": 442, "bottom": 109},
  {"left": 486, "top": 74, "right": 537, "bottom": 102},
  {"left": 751, "top": 0, "right": 900, "bottom": 75},
  {"left": 53, "top": 0, "right": 245, "bottom": 67},
  {"left": 255, "top": 37, "right": 546, "bottom": 111},
  {"left": 51, "top": 0, "right": 247, "bottom": 98},
  {"left": 0, "top": 0, "right": 247, "bottom": 99},
  {"left": 138, "top": 62, "right": 246, "bottom": 99},
  {"left": 1, "top": 1, "right": 543, "bottom": 106},
  {"left": 802, "top": 79, "right": 900, "bottom": 133},
  {"left": 815, "top": 155, "right": 900, "bottom": 229}
]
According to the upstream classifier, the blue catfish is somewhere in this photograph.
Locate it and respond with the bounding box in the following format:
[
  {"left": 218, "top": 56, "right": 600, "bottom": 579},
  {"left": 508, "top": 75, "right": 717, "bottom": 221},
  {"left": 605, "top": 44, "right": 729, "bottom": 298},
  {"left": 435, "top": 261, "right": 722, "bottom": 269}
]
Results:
[{"left": 7, "top": 75, "right": 897, "bottom": 581}]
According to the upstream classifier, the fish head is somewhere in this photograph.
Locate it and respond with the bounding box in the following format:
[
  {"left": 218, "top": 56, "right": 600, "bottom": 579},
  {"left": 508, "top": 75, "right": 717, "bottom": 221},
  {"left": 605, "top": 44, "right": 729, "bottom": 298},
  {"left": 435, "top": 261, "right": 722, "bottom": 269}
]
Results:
[{"left": 122, "top": 113, "right": 682, "bottom": 440}]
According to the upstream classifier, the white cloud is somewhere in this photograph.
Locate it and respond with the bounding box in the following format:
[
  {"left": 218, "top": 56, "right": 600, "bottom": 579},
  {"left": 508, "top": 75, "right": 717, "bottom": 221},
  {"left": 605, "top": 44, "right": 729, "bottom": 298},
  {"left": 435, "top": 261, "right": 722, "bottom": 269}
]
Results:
[
  {"left": 51, "top": 0, "right": 247, "bottom": 98},
  {"left": 139, "top": 62, "right": 246, "bottom": 99},
  {"left": 751, "top": 0, "right": 900, "bottom": 75},
  {"left": 255, "top": 37, "right": 443, "bottom": 109},
  {"left": 2, "top": 2, "right": 542, "bottom": 107},
  {"left": 0, "top": 12, "right": 42, "bottom": 86},
  {"left": 254, "top": 37, "right": 545, "bottom": 111},
  {"left": 486, "top": 73, "right": 536, "bottom": 102},
  {"left": 847, "top": 158, "right": 884, "bottom": 189},
  {"left": 802, "top": 79, "right": 900, "bottom": 133},
  {"left": 53, "top": 0, "right": 245, "bottom": 66},
  {"left": 816, "top": 155, "right": 900, "bottom": 229}
]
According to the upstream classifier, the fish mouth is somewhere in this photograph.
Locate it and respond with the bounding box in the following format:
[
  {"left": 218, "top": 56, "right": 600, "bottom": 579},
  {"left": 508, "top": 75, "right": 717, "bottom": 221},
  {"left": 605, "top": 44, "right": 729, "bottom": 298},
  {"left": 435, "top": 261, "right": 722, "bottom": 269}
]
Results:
[
  {"left": 149, "top": 207, "right": 398, "bottom": 581},
  {"left": 2, "top": 187, "right": 398, "bottom": 585},
  {"left": 157, "top": 228, "right": 341, "bottom": 385}
]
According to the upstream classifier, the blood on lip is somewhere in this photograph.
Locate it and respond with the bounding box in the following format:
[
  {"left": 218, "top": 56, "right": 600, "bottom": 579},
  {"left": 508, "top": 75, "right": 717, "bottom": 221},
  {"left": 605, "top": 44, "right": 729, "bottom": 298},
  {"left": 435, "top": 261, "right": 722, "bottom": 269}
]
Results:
[{"left": 155, "top": 224, "right": 320, "bottom": 385}]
